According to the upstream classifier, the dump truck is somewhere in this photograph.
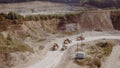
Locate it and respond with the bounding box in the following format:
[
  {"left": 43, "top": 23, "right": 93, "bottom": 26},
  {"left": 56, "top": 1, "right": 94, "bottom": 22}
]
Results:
[
  {"left": 61, "top": 45, "right": 67, "bottom": 51},
  {"left": 76, "top": 36, "right": 85, "bottom": 41},
  {"left": 63, "top": 38, "right": 72, "bottom": 44},
  {"left": 52, "top": 43, "right": 59, "bottom": 51}
]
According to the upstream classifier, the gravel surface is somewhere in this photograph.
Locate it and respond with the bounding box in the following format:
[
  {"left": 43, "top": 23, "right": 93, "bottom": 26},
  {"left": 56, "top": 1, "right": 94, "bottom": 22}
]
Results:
[{"left": 19, "top": 32, "right": 120, "bottom": 68}]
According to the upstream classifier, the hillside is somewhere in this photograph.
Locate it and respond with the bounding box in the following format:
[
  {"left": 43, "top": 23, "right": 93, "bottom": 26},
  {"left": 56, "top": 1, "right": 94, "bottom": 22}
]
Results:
[
  {"left": 0, "top": 0, "right": 120, "bottom": 68},
  {"left": 0, "top": 10, "right": 117, "bottom": 33},
  {"left": 0, "top": 0, "right": 120, "bottom": 8},
  {"left": 0, "top": 9, "right": 120, "bottom": 67},
  {"left": 84, "top": 0, "right": 120, "bottom": 8}
]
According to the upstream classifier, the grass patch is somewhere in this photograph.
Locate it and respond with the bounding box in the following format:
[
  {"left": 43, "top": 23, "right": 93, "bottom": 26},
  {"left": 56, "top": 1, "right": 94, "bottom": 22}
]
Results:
[
  {"left": 62, "top": 31, "right": 80, "bottom": 36},
  {"left": 75, "top": 57, "right": 101, "bottom": 68},
  {"left": 39, "top": 45, "right": 44, "bottom": 50},
  {"left": 93, "top": 58, "right": 101, "bottom": 68},
  {"left": 75, "top": 40, "right": 115, "bottom": 68},
  {"left": 81, "top": 43, "right": 86, "bottom": 46},
  {"left": 0, "top": 34, "right": 33, "bottom": 53},
  {"left": 0, "top": 33, "right": 33, "bottom": 67},
  {"left": 0, "top": 34, "right": 33, "bottom": 52},
  {"left": 88, "top": 41, "right": 115, "bottom": 57},
  {"left": 37, "top": 38, "right": 46, "bottom": 42},
  {"left": 96, "top": 41, "right": 114, "bottom": 56},
  {"left": 74, "top": 58, "right": 86, "bottom": 66}
]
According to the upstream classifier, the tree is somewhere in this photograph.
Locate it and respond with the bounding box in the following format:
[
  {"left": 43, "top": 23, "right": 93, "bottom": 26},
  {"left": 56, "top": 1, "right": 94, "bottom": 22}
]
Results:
[{"left": 7, "top": 11, "right": 23, "bottom": 20}]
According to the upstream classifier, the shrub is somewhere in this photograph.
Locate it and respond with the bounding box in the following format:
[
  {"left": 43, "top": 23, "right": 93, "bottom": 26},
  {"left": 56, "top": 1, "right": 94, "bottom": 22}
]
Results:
[
  {"left": 74, "top": 59, "right": 86, "bottom": 66},
  {"left": 0, "top": 34, "right": 32, "bottom": 68},
  {"left": 93, "top": 58, "right": 101, "bottom": 68},
  {"left": 75, "top": 40, "right": 115, "bottom": 68},
  {"left": 7, "top": 12, "right": 24, "bottom": 20},
  {"left": 94, "top": 28, "right": 102, "bottom": 32},
  {"left": 37, "top": 38, "right": 46, "bottom": 42},
  {"left": 39, "top": 45, "right": 44, "bottom": 50},
  {"left": 0, "top": 34, "right": 33, "bottom": 53},
  {"left": 96, "top": 41, "right": 114, "bottom": 56},
  {"left": 12, "top": 20, "right": 20, "bottom": 24}
]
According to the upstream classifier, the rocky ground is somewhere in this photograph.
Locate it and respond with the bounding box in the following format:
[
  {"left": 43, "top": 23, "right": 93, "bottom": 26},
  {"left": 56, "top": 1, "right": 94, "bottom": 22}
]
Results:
[
  {"left": 11, "top": 31, "right": 120, "bottom": 68},
  {"left": 0, "top": 1, "right": 120, "bottom": 68}
]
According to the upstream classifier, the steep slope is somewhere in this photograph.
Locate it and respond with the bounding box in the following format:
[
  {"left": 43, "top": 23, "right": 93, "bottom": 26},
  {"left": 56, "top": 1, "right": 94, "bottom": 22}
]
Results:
[
  {"left": 78, "top": 11, "right": 113, "bottom": 31},
  {"left": 111, "top": 11, "right": 120, "bottom": 30},
  {"left": 28, "top": 11, "right": 114, "bottom": 32},
  {"left": 0, "top": 10, "right": 115, "bottom": 32},
  {"left": 0, "top": 10, "right": 118, "bottom": 68},
  {"left": 54, "top": 11, "right": 114, "bottom": 32}
]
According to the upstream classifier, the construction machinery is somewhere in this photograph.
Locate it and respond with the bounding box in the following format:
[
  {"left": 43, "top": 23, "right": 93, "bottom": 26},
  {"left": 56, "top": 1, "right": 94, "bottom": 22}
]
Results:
[
  {"left": 52, "top": 43, "right": 59, "bottom": 51},
  {"left": 63, "top": 38, "right": 72, "bottom": 44}
]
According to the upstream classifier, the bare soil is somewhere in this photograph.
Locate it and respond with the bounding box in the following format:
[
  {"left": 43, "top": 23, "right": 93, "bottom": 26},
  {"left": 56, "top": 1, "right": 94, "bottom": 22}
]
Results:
[{"left": 0, "top": 1, "right": 84, "bottom": 15}]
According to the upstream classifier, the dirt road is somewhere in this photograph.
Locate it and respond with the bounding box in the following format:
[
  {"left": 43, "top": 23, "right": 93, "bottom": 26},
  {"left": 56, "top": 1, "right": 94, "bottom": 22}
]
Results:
[{"left": 26, "top": 35, "right": 120, "bottom": 68}]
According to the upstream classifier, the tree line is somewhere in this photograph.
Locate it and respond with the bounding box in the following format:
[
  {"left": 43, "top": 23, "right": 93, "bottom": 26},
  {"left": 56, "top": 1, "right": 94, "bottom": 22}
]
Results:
[{"left": 0, "top": 11, "right": 80, "bottom": 24}]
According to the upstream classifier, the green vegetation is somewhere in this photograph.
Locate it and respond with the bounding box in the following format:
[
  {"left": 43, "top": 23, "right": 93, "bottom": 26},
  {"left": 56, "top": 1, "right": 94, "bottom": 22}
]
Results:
[
  {"left": 75, "top": 40, "right": 115, "bottom": 68},
  {"left": 0, "top": 33, "right": 33, "bottom": 67},
  {"left": 0, "top": 11, "right": 80, "bottom": 21},
  {"left": 39, "top": 45, "right": 44, "bottom": 50},
  {"left": 37, "top": 38, "right": 46, "bottom": 42},
  {"left": 0, "top": 34, "right": 33, "bottom": 53},
  {"left": 74, "top": 58, "right": 86, "bottom": 66},
  {"left": 0, "top": 12, "right": 81, "bottom": 32},
  {"left": 75, "top": 57, "right": 101, "bottom": 68},
  {"left": 0, "top": 12, "right": 24, "bottom": 31},
  {"left": 0, "top": 10, "right": 119, "bottom": 25},
  {"left": 75, "top": 57, "right": 100, "bottom": 67},
  {"left": 96, "top": 41, "right": 114, "bottom": 56},
  {"left": 88, "top": 41, "right": 115, "bottom": 58},
  {"left": 7, "top": 12, "right": 24, "bottom": 20},
  {"left": 0, "top": 12, "right": 24, "bottom": 23}
]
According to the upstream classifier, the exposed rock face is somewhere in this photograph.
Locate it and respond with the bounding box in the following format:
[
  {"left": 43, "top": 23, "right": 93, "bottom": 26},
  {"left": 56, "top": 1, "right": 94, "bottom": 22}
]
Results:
[
  {"left": 0, "top": 11, "right": 115, "bottom": 45},
  {"left": 21, "top": 21, "right": 46, "bottom": 39},
  {"left": 56, "top": 11, "right": 114, "bottom": 32},
  {"left": 22, "top": 11, "right": 114, "bottom": 32},
  {"left": 79, "top": 11, "right": 114, "bottom": 31},
  {"left": 0, "top": 10, "right": 118, "bottom": 68},
  {"left": 111, "top": 11, "right": 120, "bottom": 30}
]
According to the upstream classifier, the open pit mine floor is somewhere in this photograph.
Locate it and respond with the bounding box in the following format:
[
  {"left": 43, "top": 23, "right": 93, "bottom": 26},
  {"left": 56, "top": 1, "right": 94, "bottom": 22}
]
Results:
[{"left": 13, "top": 32, "right": 120, "bottom": 68}]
